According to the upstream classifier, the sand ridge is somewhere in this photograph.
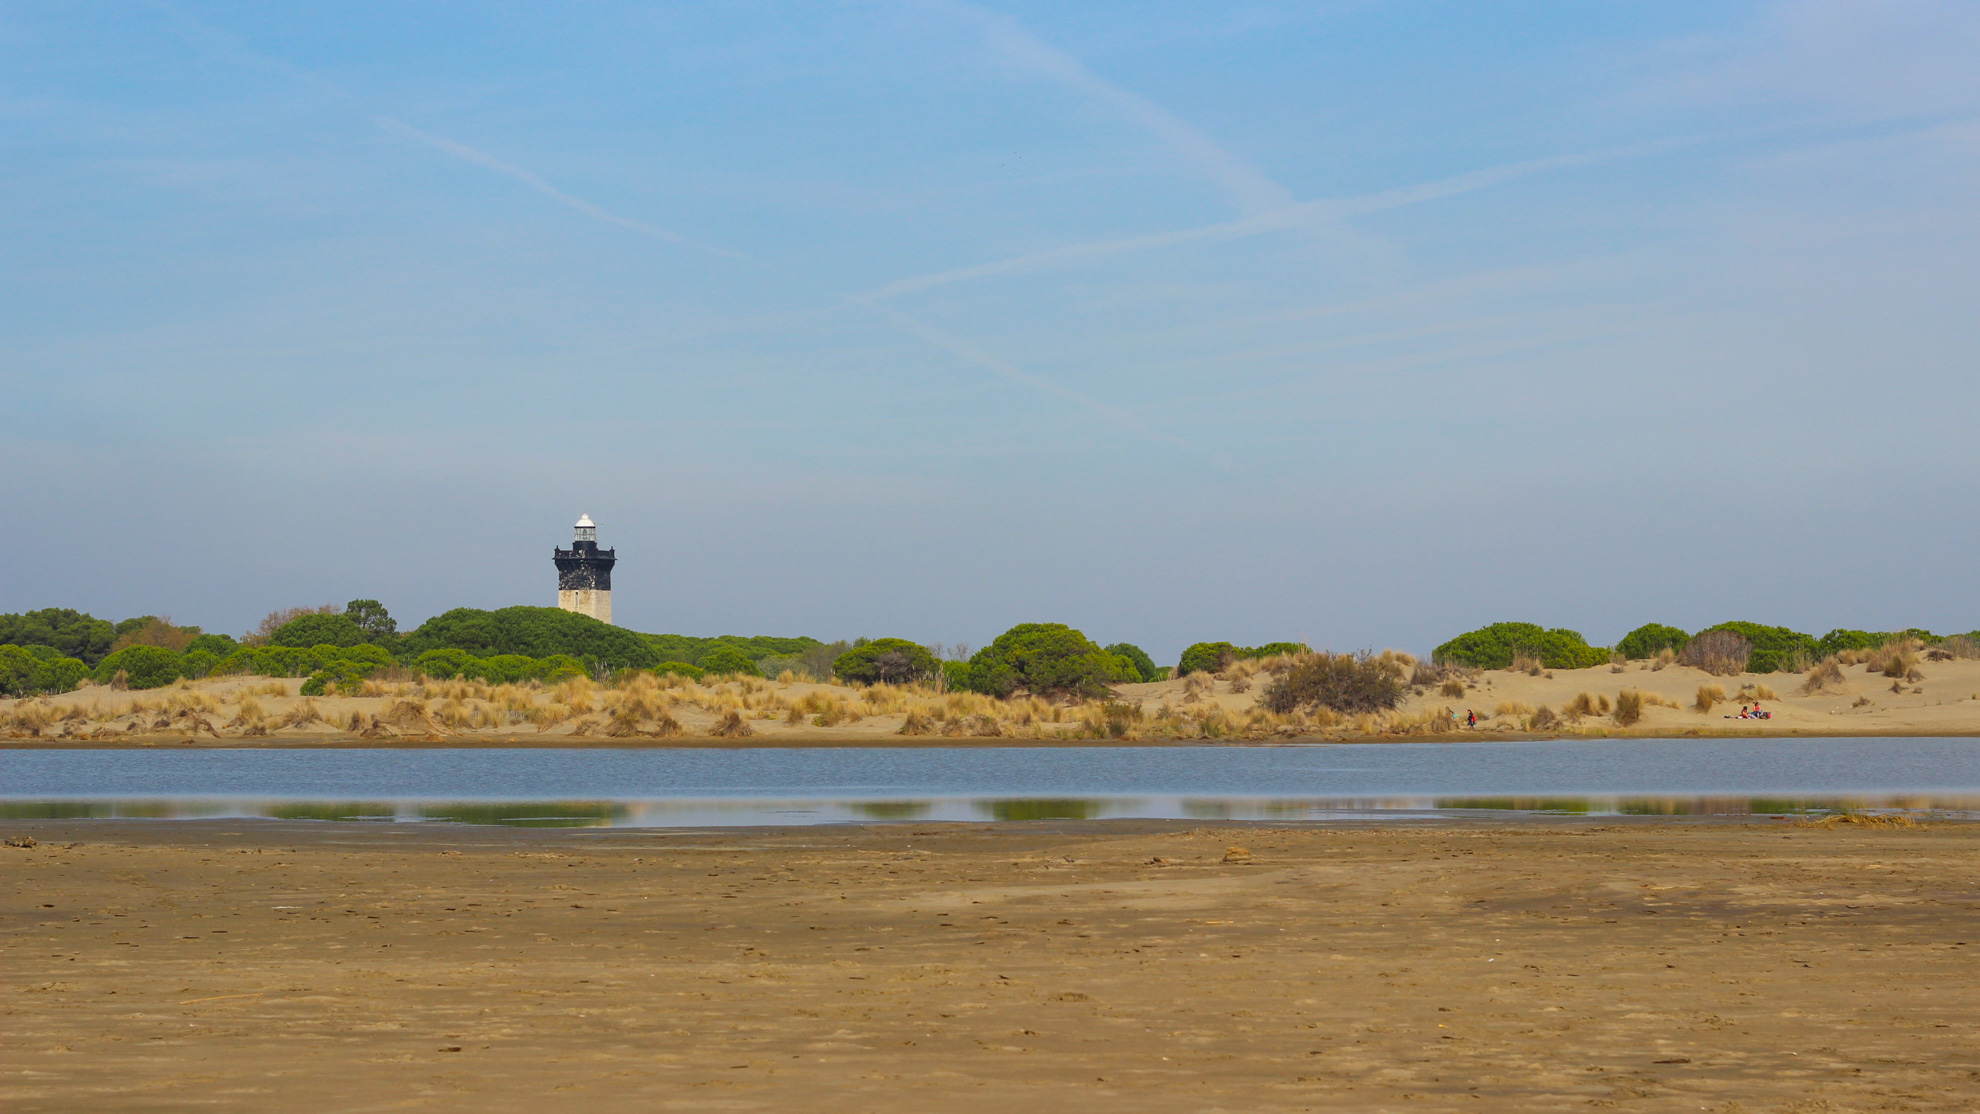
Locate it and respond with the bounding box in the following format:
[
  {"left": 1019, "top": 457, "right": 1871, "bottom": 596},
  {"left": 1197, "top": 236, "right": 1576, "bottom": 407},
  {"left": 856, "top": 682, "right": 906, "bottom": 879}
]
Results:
[{"left": 4, "top": 656, "right": 1980, "bottom": 748}]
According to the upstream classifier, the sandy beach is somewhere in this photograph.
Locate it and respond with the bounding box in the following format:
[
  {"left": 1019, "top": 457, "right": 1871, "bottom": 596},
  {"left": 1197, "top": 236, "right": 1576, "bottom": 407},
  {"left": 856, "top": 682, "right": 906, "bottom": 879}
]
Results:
[
  {"left": 5, "top": 816, "right": 1978, "bottom": 1112},
  {"left": 5, "top": 657, "right": 1980, "bottom": 748}
]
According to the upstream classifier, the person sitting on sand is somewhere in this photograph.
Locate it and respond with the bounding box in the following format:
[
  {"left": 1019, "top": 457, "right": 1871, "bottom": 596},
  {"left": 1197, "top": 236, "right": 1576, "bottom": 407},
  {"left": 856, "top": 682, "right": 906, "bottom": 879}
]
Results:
[{"left": 1737, "top": 705, "right": 1750, "bottom": 719}]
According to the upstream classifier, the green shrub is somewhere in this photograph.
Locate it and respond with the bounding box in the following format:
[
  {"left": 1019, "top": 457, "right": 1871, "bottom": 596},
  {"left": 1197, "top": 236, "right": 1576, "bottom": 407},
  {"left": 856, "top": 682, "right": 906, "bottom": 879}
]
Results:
[
  {"left": 941, "top": 660, "right": 971, "bottom": 690},
  {"left": 833, "top": 638, "right": 939, "bottom": 685},
  {"left": 412, "top": 648, "right": 479, "bottom": 680},
  {"left": 653, "top": 661, "right": 705, "bottom": 682},
  {"left": 958, "top": 623, "right": 1127, "bottom": 698},
  {"left": 535, "top": 654, "right": 589, "bottom": 682},
  {"left": 333, "top": 644, "right": 395, "bottom": 671},
  {"left": 180, "top": 649, "right": 218, "bottom": 679},
  {"left": 0, "top": 608, "right": 120, "bottom": 665},
  {"left": 402, "top": 606, "right": 664, "bottom": 670},
  {"left": 0, "top": 645, "right": 45, "bottom": 696},
  {"left": 185, "top": 633, "right": 240, "bottom": 658},
  {"left": 1176, "top": 642, "right": 1238, "bottom": 676},
  {"left": 1696, "top": 622, "right": 1819, "bottom": 674},
  {"left": 1817, "top": 628, "right": 1944, "bottom": 657},
  {"left": 1104, "top": 643, "right": 1158, "bottom": 684},
  {"left": 1615, "top": 623, "right": 1690, "bottom": 660},
  {"left": 40, "top": 656, "right": 87, "bottom": 694},
  {"left": 299, "top": 671, "right": 332, "bottom": 697},
  {"left": 1261, "top": 652, "right": 1406, "bottom": 714},
  {"left": 269, "top": 612, "right": 369, "bottom": 648},
  {"left": 1433, "top": 623, "right": 1609, "bottom": 670},
  {"left": 343, "top": 599, "right": 398, "bottom": 643},
  {"left": 648, "top": 633, "right": 823, "bottom": 668},
  {"left": 698, "top": 646, "right": 762, "bottom": 677},
  {"left": 93, "top": 645, "right": 182, "bottom": 689},
  {"left": 758, "top": 640, "right": 851, "bottom": 681},
  {"left": 476, "top": 654, "right": 541, "bottom": 684},
  {"left": 1176, "top": 640, "right": 1308, "bottom": 676}
]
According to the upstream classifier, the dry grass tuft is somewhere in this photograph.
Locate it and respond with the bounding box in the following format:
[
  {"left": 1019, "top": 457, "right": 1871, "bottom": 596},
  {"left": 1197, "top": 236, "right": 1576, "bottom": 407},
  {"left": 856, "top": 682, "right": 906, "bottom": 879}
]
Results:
[
  {"left": 709, "top": 710, "right": 754, "bottom": 738},
  {"left": 1511, "top": 654, "right": 1544, "bottom": 676},
  {"left": 1494, "top": 700, "right": 1533, "bottom": 717},
  {"left": 1528, "top": 705, "right": 1559, "bottom": 731},
  {"left": 1650, "top": 647, "right": 1676, "bottom": 671},
  {"left": 898, "top": 710, "right": 936, "bottom": 736},
  {"left": 1803, "top": 811, "right": 1919, "bottom": 829},
  {"left": 1613, "top": 690, "right": 1644, "bottom": 727},
  {"left": 1694, "top": 684, "right": 1726, "bottom": 713},
  {"left": 1801, "top": 656, "right": 1848, "bottom": 695},
  {"left": 1439, "top": 678, "right": 1466, "bottom": 699},
  {"left": 282, "top": 698, "right": 324, "bottom": 729},
  {"left": 1563, "top": 692, "right": 1599, "bottom": 720}
]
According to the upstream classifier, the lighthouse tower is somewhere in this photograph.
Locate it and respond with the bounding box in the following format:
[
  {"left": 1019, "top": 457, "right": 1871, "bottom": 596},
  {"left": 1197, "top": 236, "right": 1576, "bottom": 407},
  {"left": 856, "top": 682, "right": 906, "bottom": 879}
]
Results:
[{"left": 553, "top": 514, "right": 616, "bottom": 624}]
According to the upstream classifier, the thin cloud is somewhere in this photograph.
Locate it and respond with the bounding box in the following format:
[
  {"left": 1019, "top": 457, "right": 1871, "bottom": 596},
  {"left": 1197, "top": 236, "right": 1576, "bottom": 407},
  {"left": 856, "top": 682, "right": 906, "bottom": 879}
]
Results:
[
  {"left": 148, "top": 3, "right": 734, "bottom": 258},
  {"left": 859, "top": 138, "right": 1699, "bottom": 302},
  {"left": 374, "top": 117, "right": 740, "bottom": 257},
  {"left": 925, "top": 0, "right": 1294, "bottom": 216},
  {"left": 863, "top": 302, "right": 1188, "bottom": 449}
]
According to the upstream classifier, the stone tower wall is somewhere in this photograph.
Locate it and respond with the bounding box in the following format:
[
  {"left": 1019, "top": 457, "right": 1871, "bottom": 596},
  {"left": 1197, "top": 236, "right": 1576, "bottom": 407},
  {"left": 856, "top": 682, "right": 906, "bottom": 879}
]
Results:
[{"left": 557, "top": 588, "right": 612, "bottom": 625}]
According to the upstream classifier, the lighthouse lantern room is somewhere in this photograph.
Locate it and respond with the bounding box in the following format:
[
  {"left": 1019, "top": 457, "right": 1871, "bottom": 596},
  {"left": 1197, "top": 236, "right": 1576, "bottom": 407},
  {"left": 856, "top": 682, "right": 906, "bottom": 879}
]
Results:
[{"left": 553, "top": 513, "right": 616, "bottom": 624}]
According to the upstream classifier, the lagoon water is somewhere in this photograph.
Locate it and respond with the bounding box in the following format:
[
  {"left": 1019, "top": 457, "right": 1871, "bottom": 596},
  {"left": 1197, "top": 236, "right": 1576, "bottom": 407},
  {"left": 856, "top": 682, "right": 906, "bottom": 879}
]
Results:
[{"left": 3, "top": 738, "right": 1978, "bottom": 826}]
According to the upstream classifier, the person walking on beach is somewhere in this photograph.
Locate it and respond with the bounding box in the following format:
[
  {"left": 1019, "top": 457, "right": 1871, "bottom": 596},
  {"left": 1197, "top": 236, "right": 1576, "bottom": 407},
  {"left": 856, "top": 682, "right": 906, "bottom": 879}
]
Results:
[{"left": 1465, "top": 709, "right": 1476, "bottom": 729}]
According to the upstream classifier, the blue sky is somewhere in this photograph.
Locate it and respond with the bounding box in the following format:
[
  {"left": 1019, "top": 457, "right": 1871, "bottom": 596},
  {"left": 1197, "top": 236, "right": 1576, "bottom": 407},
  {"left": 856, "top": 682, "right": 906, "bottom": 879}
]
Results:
[{"left": 4, "top": 1, "right": 1977, "bottom": 661}]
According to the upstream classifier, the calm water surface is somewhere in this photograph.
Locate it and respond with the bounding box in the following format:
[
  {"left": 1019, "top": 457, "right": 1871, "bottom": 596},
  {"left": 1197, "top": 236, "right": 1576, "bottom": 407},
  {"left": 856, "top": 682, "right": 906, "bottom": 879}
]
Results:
[{"left": 3, "top": 738, "right": 1977, "bottom": 826}]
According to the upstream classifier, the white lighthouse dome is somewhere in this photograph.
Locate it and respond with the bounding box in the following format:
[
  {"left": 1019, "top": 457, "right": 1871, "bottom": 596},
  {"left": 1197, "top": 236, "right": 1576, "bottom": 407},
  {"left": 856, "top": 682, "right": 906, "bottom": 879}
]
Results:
[{"left": 575, "top": 513, "right": 595, "bottom": 529}]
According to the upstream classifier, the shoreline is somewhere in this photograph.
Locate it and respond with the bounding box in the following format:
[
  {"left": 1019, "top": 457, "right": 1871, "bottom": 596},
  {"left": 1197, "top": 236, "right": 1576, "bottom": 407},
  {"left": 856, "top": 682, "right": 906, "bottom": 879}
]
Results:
[{"left": 7, "top": 725, "right": 1980, "bottom": 749}]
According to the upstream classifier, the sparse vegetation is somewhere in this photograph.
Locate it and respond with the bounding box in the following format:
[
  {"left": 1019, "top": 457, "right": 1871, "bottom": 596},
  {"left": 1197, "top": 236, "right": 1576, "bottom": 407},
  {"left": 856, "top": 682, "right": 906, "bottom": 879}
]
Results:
[
  {"left": 1800, "top": 656, "right": 1847, "bottom": 695},
  {"left": 1613, "top": 690, "right": 1644, "bottom": 726},
  {"left": 1693, "top": 622, "right": 1818, "bottom": 674},
  {"left": 1260, "top": 652, "right": 1406, "bottom": 715},
  {"left": 1680, "top": 629, "right": 1751, "bottom": 676},
  {"left": 1695, "top": 684, "right": 1727, "bottom": 713},
  {"left": 1175, "top": 640, "right": 1305, "bottom": 677}
]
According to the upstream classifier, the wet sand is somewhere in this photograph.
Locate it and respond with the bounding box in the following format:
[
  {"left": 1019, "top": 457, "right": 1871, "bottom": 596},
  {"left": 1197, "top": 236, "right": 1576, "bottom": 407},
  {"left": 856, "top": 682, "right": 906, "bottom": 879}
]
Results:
[{"left": 5, "top": 817, "right": 1978, "bottom": 1112}]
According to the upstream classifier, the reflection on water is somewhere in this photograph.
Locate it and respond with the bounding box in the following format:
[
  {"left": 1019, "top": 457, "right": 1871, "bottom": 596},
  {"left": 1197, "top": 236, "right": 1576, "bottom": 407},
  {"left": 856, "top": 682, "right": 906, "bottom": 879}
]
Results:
[
  {"left": 7, "top": 740, "right": 1980, "bottom": 827},
  {"left": 845, "top": 801, "right": 932, "bottom": 820},
  {"left": 980, "top": 798, "right": 1106, "bottom": 821},
  {"left": 3, "top": 795, "right": 1976, "bottom": 827}
]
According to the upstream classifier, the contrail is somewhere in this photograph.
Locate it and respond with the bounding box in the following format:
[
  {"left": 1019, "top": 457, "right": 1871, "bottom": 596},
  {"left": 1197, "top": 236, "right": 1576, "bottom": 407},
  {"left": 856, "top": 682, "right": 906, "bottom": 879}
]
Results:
[
  {"left": 146, "top": 2, "right": 734, "bottom": 257},
  {"left": 924, "top": 0, "right": 1294, "bottom": 216},
  {"left": 858, "top": 139, "right": 1699, "bottom": 302},
  {"left": 373, "top": 117, "right": 740, "bottom": 256},
  {"left": 863, "top": 302, "right": 1188, "bottom": 449}
]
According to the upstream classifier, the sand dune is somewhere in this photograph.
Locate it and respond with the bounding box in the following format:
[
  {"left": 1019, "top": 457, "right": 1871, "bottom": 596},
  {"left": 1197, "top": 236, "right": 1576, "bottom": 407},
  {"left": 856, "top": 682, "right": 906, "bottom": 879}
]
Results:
[{"left": 4, "top": 656, "right": 1979, "bottom": 747}]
